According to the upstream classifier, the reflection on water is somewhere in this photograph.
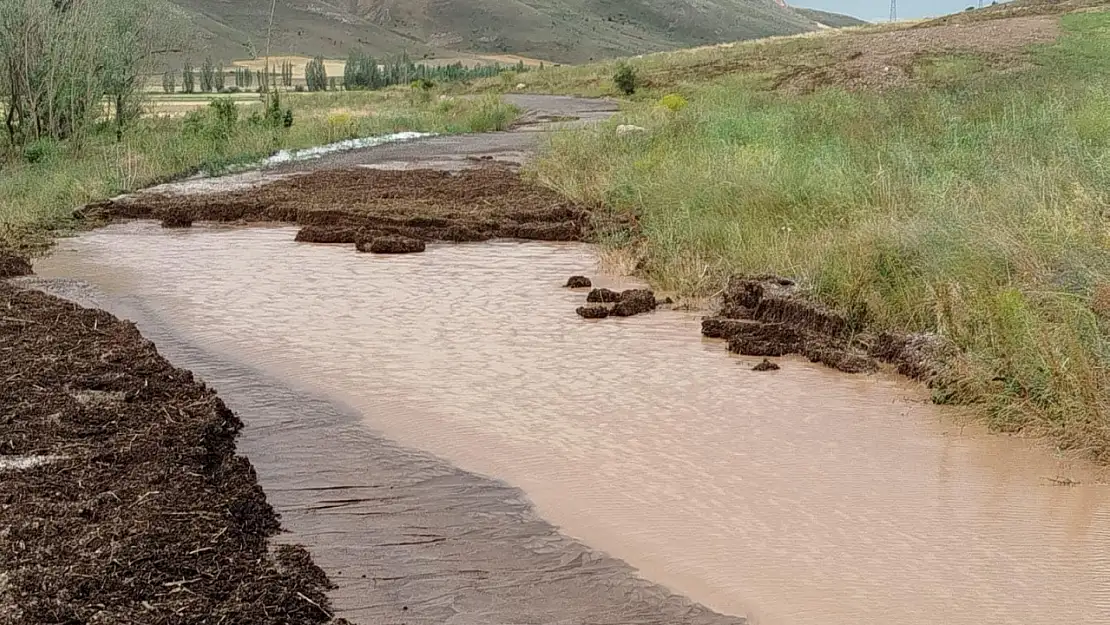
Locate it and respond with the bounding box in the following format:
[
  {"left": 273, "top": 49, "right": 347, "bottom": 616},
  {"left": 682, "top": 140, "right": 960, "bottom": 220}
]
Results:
[{"left": 37, "top": 222, "right": 1110, "bottom": 625}]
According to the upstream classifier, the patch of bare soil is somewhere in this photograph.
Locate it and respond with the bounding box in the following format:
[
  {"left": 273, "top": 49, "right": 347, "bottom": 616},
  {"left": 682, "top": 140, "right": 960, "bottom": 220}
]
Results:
[
  {"left": 81, "top": 165, "right": 591, "bottom": 244},
  {"left": 777, "top": 15, "right": 1061, "bottom": 93},
  {"left": 0, "top": 251, "right": 32, "bottom": 279},
  {"left": 702, "top": 275, "right": 959, "bottom": 380},
  {"left": 920, "top": 0, "right": 1110, "bottom": 26},
  {"left": 0, "top": 283, "right": 347, "bottom": 625}
]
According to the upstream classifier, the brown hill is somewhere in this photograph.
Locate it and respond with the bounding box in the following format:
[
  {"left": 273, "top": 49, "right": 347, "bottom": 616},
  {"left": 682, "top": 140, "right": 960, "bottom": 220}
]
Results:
[{"left": 169, "top": 0, "right": 862, "bottom": 65}]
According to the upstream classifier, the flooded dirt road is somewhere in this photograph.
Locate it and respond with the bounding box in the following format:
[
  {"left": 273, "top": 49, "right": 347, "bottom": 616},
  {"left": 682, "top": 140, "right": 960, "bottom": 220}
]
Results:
[{"left": 34, "top": 223, "right": 1110, "bottom": 625}]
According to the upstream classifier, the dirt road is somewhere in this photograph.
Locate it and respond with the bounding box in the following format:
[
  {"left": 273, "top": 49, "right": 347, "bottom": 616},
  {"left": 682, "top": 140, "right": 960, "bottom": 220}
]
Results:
[{"left": 274, "top": 94, "right": 620, "bottom": 171}]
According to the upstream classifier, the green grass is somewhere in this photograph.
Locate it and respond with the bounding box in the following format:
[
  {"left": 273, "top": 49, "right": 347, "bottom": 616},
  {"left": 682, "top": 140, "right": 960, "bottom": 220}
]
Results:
[
  {"left": 0, "top": 91, "right": 517, "bottom": 251},
  {"left": 531, "top": 11, "right": 1110, "bottom": 459}
]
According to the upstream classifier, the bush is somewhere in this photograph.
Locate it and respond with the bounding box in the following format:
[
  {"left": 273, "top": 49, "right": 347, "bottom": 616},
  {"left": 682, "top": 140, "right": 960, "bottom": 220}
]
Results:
[
  {"left": 283, "top": 109, "right": 294, "bottom": 129},
  {"left": 22, "top": 138, "right": 61, "bottom": 164},
  {"left": 659, "top": 93, "right": 688, "bottom": 112},
  {"left": 614, "top": 63, "right": 638, "bottom": 95}
]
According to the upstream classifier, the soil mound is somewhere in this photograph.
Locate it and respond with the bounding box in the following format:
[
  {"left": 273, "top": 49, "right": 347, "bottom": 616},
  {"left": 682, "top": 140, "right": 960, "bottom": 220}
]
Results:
[
  {"left": 704, "top": 275, "right": 879, "bottom": 374},
  {"left": 87, "top": 165, "right": 589, "bottom": 245},
  {"left": 565, "top": 276, "right": 592, "bottom": 288},
  {"left": 296, "top": 226, "right": 366, "bottom": 244},
  {"left": 777, "top": 16, "right": 1060, "bottom": 94},
  {"left": 587, "top": 288, "right": 622, "bottom": 303},
  {"left": 0, "top": 251, "right": 32, "bottom": 278},
  {"left": 160, "top": 212, "right": 193, "bottom": 228},
  {"left": 576, "top": 305, "right": 611, "bottom": 319},
  {"left": 358, "top": 235, "right": 426, "bottom": 254},
  {"left": 0, "top": 283, "right": 345, "bottom": 625},
  {"left": 703, "top": 274, "right": 962, "bottom": 377},
  {"left": 611, "top": 289, "right": 658, "bottom": 317},
  {"left": 753, "top": 358, "right": 780, "bottom": 372}
]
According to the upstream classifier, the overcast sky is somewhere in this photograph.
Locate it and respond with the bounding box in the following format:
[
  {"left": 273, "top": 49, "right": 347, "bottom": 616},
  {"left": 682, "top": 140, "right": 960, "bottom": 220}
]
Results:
[{"left": 793, "top": 0, "right": 999, "bottom": 21}]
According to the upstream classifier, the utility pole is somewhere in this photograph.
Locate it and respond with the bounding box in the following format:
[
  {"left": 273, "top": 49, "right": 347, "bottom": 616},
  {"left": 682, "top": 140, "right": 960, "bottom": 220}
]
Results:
[{"left": 889, "top": 0, "right": 897, "bottom": 21}]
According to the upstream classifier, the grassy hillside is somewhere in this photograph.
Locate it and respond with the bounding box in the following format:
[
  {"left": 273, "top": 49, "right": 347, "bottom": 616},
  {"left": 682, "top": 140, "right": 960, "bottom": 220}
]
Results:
[
  {"left": 529, "top": 3, "right": 1110, "bottom": 459},
  {"left": 791, "top": 6, "right": 869, "bottom": 28},
  {"left": 167, "top": 0, "right": 862, "bottom": 66}
]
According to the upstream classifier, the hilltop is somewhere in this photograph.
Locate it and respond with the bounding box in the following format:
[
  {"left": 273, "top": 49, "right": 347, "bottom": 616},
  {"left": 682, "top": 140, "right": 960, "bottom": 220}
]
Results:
[{"left": 168, "top": 0, "right": 863, "bottom": 65}]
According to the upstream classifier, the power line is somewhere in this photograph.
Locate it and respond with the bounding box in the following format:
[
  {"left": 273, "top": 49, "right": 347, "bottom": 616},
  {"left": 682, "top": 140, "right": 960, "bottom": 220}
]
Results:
[{"left": 889, "top": 0, "right": 897, "bottom": 21}]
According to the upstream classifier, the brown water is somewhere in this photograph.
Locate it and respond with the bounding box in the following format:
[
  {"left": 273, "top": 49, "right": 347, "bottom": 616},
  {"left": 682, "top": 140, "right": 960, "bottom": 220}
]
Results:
[{"left": 37, "top": 222, "right": 1110, "bottom": 625}]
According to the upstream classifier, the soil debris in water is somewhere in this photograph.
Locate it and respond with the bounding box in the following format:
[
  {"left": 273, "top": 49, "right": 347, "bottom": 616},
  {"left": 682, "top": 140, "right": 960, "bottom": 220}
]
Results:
[
  {"left": 565, "top": 275, "right": 592, "bottom": 288},
  {"left": 0, "top": 282, "right": 345, "bottom": 625},
  {"left": 587, "top": 287, "right": 622, "bottom": 303},
  {"left": 160, "top": 212, "right": 194, "bottom": 229},
  {"left": 752, "top": 358, "right": 780, "bottom": 372},
  {"left": 357, "top": 235, "right": 426, "bottom": 254},
  {"left": 83, "top": 165, "right": 589, "bottom": 244},
  {"left": 611, "top": 288, "right": 658, "bottom": 317},
  {"left": 704, "top": 275, "right": 880, "bottom": 374},
  {"left": 577, "top": 304, "right": 611, "bottom": 319},
  {"left": 0, "top": 251, "right": 32, "bottom": 278}
]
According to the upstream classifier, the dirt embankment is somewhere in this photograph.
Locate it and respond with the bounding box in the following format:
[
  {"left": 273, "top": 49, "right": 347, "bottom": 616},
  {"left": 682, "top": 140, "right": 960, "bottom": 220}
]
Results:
[
  {"left": 701, "top": 275, "right": 958, "bottom": 382},
  {"left": 81, "top": 165, "right": 606, "bottom": 246},
  {"left": 0, "top": 283, "right": 347, "bottom": 625},
  {"left": 776, "top": 15, "right": 1061, "bottom": 93}
]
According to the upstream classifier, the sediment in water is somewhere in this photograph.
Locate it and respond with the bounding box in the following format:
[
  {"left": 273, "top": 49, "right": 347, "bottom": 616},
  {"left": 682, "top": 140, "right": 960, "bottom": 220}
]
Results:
[
  {"left": 357, "top": 235, "right": 426, "bottom": 254},
  {"left": 0, "top": 282, "right": 346, "bottom": 625},
  {"left": 702, "top": 275, "right": 954, "bottom": 379},
  {"left": 82, "top": 165, "right": 590, "bottom": 244},
  {"left": 0, "top": 251, "right": 33, "bottom": 278}
]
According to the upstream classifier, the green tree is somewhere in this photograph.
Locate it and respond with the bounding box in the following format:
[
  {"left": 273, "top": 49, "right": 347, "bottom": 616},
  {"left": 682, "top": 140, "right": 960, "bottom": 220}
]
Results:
[
  {"left": 305, "top": 56, "right": 327, "bottom": 91},
  {"left": 200, "top": 56, "right": 215, "bottom": 92},
  {"left": 182, "top": 60, "right": 195, "bottom": 93}
]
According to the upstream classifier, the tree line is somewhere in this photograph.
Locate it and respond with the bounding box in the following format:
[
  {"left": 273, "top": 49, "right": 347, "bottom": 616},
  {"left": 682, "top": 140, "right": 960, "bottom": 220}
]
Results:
[
  {"left": 1, "top": 0, "right": 180, "bottom": 147},
  {"left": 344, "top": 50, "right": 531, "bottom": 91},
  {"left": 163, "top": 53, "right": 533, "bottom": 95}
]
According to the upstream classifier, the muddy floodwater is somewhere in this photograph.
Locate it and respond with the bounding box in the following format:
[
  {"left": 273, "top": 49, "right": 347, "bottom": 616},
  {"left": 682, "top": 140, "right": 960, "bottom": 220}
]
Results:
[{"left": 36, "top": 223, "right": 1110, "bottom": 625}]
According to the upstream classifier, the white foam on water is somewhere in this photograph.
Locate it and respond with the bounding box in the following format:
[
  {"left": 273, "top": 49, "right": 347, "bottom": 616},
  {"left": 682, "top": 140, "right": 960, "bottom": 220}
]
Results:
[{"left": 260, "top": 131, "right": 434, "bottom": 166}]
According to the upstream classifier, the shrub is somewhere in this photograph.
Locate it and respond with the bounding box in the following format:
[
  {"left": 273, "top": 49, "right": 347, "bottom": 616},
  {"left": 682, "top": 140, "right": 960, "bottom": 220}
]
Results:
[
  {"left": 659, "top": 93, "right": 688, "bottom": 112},
  {"left": 22, "top": 137, "right": 60, "bottom": 164},
  {"left": 614, "top": 63, "right": 638, "bottom": 95}
]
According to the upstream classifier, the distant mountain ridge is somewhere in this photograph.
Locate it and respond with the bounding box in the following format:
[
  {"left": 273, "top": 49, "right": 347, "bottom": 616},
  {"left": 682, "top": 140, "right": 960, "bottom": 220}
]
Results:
[{"left": 168, "top": 0, "right": 864, "bottom": 65}]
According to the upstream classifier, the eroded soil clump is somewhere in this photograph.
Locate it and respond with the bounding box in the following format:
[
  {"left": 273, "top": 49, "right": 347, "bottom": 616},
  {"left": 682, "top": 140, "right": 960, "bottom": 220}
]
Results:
[
  {"left": 357, "top": 235, "right": 426, "bottom": 254},
  {"left": 160, "top": 212, "right": 194, "bottom": 228},
  {"left": 577, "top": 288, "right": 658, "bottom": 319},
  {"left": 0, "top": 283, "right": 346, "bottom": 625},
  {"left": 85, "top": 165, "right": 590, "bottom": 246},
  {"left": 0, "top": 250, "right": 32, "bottom": 278},
  {"left": 565, "top": 275, "right": 592, "bottom": 288},
  {"left": 703, "top": 275, "right": 956, "bottom": 379}
]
